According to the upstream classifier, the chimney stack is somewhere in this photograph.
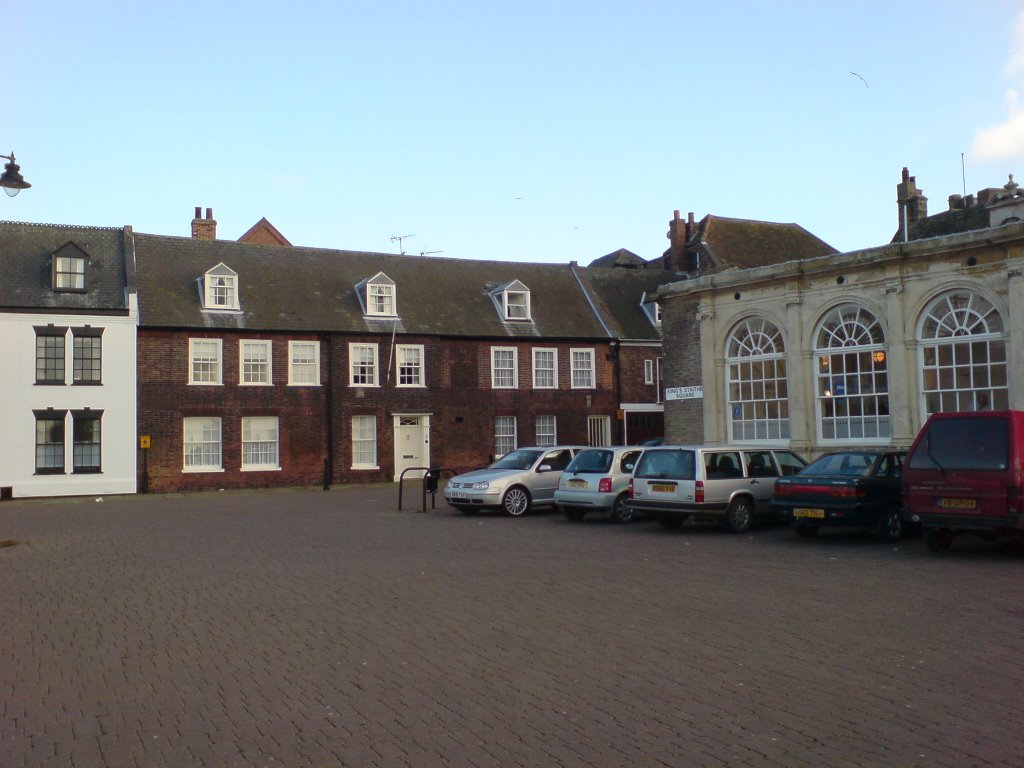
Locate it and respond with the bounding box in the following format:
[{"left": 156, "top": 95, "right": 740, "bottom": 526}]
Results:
[
  {"left": 663, "top": 210, "right": 692, "bottom": 271},
  {"left": 896, "top": 168, "right": 928, "bottom": 238},
  {"left": 191, "top": 206, "right": 218, "bottom": 240}
]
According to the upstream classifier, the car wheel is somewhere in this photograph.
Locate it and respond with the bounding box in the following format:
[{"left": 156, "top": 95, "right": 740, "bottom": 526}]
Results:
[
  {"left": 793, "top": 522, "right": 820, "bottom": 538},
  {"left": 924, "top": 528, "right": 954, "bottom": 552},
  {"left": 875, "top": 506, "right": 903, "bottom": 542},
  {"left": 501, "top": 486, "right": 531, "bottom": 517},
  {"left": 724, "top": 497, "right": 754, "bottom": 533},
  {"left": 658, "top": 515, "right": 683, "bottom": 530},
  {"left": 563, "top": 507, "right": 586, "bottom": 521},
  {"left": 610, "top": 494, "right": 634, "bottom": 524}
]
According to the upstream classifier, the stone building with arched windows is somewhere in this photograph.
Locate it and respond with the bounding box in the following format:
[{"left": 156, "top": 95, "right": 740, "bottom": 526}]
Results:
[{"left": 656, "top": 170, "right": 1024, "bottom": 456}]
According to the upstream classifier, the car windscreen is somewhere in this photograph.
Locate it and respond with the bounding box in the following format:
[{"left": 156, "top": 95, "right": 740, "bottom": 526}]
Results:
[
  {"left": 491, "top": 449, "right": 543, "bottom": 470},
  {"left": 566, "top": 449, "right": 613, "bottom": 474},
  {"left": 635, "top": 449, "right": 696, "bottom": 480},
  {"left": 908, "top": 417, "right": 1009, "bottom": 471},
  {"left": 801, "top": 453, "right": 877, "bottom": 477}
]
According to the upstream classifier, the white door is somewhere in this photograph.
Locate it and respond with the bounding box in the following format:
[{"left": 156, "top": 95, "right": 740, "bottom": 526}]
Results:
[
  {"left": 393, "top": 415, "right": 430, "bottom": 480},
  {"left": 588, "top": 416, "right": 611, "bottom": 446}
]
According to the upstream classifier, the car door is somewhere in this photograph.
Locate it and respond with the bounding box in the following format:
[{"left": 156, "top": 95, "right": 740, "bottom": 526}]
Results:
[
  {"left": 532, "top": 448, "right": 575, "bottom": 503},
  {"left": 742, "top": 450, "right": 779, "bottom": 506}
]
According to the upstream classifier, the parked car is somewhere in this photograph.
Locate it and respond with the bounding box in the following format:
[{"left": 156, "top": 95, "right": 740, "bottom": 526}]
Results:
[
  {"left": 771, "top": 450, "right": 907, "bottom": 541},
  {"left": 903, "top": 410, "right": 1024, "bottom": 551},
  {"left": 444, "top": 446, "right": 585, "bottom": 516},
  {"left": 555, "top": 446, "right": 645, "bottom": 523},
  {"left": 626, "top": 446, "right": 808, "bottom": 532},
  {"left": 638, "top": 437, "right": 663, "bottom": 447}
]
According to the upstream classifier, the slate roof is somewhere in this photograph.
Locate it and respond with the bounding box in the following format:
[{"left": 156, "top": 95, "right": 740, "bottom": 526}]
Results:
[
  {"left": 0, "top": 221, "right": 131, "bottom": 312},
  {"left": 691, "top": 215, "right": 837, "bottom": 268},
  {"left": 133, "top": 233, "right": 658, "bottom": 339},
  {"left": 586, "top": 248, "right": 647, "bottom": 269},
  {"left": 574, "top": 266, "right": 668, "bottom": 340},
  {"left": 893, "top": 206, "right": 991, "bottom": 242}
]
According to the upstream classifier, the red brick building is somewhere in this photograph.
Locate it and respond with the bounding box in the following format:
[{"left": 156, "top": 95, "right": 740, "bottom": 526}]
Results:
[{"left": 133, "top": 216, "right": 671, "bottom": 492}]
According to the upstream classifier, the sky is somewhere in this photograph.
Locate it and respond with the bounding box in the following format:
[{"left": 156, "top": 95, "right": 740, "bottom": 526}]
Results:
[{"left": 5, "top": 1, "right": 1024, "bottom": 264}]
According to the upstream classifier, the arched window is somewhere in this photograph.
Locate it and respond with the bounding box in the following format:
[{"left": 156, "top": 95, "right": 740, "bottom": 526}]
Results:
[
  {"left": 726, "top": 317, "right": 788, "bottom": 441},
  {"left": 919, "top": 291, "right": 1008, "bottom": 414},
  {"left": 814, "top": 304, "right": 890, "bottom": 442}
]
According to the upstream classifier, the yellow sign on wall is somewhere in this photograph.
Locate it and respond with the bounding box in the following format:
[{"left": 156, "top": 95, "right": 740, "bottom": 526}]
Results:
[{"left": 139, "top": 435, "right": 151, "bottom": 449}]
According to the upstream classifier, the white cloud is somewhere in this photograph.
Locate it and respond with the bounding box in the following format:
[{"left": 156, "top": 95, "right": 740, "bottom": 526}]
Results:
[
  {"left": 972, "top": 9, "right": 1024, "bottom": 162},
  {"left": 972, "top": 89, "right": 1024, "bottom": 161}
]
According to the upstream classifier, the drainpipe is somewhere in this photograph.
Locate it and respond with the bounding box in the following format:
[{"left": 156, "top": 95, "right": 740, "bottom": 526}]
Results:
[
  {"left": 612, "top": 340, "right": 623, "bottom": 444},
  {"left": 323, "top": 333, "right": 333, "bottom": 490}
]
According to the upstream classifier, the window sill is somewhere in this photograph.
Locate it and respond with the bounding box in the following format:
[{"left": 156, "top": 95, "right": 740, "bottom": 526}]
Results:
[
  {"left": 349, "top": 383, "right": 380, "bottom": 388},
  {"left": 182, "top": 467, "right": 226, "bottom": 473},
  {"left": 241, "top": 466, "right": 282, "bottom": 472},
  {"left": 395, "top": 384, "right": 426, "bottom": 388},
  {"left": 73, "top": 381, "right": 103, "bottom": 386},
  {"left": 34, "top": 469, "right": 66, "bottom": 475},
  {"left": 239, "top": 382, "right": 274, "bottom": 387},
  {"left": 351, "top": 465, "right": 380, "bottom": 471},
  {"left": 187, "top": 382, "right": 223, "bottom": 386},
  {"left": 72, "top": 468, "right": 103, "bottom": 474},
  {"left": 287, "top": 382, "right": 321, "bottom": 387},
  {"left": 35, "top": 381, "right": 66, "bottom": 386}
]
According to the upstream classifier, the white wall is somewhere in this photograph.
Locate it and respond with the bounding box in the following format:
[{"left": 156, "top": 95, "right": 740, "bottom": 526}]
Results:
[{"left": 0, "top": 310, "right": 137, "bottom": 498}]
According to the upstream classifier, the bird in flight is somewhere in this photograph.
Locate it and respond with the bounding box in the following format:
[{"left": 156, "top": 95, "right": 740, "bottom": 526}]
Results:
[{"left": 850, "top": 71, "right": 868, "bottom": 88}]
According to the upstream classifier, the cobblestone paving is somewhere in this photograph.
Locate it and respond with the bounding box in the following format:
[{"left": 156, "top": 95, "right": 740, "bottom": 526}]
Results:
[{"left": 1, "top": 485, "right": 1022, "bottom": 768}]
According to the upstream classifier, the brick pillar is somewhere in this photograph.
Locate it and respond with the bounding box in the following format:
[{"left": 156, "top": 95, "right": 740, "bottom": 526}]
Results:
[{"left": 191, "top": 207, "right": 217, "bottom": 240}]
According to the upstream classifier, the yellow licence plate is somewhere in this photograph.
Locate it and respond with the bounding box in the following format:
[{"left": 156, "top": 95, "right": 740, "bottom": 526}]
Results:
[
  {"left": 939, "top": 498, "right": 976, "bottom": 509},
  {"left": 651, "top": 483, "right": 677, "bottom": 493},
  {"left": 568, "top": 479, "right": 587, "bottom": 488},
  {"left": 794, "top": 508, "right": 825, "bottom": 518}
]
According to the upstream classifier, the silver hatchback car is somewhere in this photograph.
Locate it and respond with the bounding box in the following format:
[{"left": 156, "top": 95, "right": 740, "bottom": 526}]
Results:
[
  {"left": 555, "top": 446, "right": 645, "bottom": 523},
  {"left": 444, "top": 446, "right": 586, "bottom": 516}
]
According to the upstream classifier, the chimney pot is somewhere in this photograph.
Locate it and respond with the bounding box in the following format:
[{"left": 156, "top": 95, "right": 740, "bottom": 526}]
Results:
[
  {"left": 673, "top": 210, "right": 681, "bottom": 220},
  {"left": 206, "top": 207, "right": 213, "bottom": 220},
  {"left": 194, "top": 206, "right": 201, "bottom": 218}
]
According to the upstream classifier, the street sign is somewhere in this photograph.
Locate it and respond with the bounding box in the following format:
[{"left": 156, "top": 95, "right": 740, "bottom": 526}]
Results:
[{"left": 664, "top": 386, "right": 704, "bottom": 401}]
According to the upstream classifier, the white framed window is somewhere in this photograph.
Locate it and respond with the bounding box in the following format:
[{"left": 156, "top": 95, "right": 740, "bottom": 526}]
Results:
[
  {"left": 726, "top": 317, "right": 789, "bottom": 442},
  {"left": 288, "top": 341, "right": 320, "bottom": 386},
  {"left": 571, "top": 348, "right": 595, "bottom": 389},
  {"left": 588, "top": 415, "right": 611, "bottom": 446},
  {"left": 240, "top": 340, "right": 272, "bottom": 385},
  {"left": 491, "top": 347, "right": 518, "bottom": 388},
  {"left": 54, "top": 254, "right": 86, "bottom": 291},
  {"left": 536, "top": 415, "right": 557, "bottom": 447},
  {"left": 350, "top": 343, "right": 379, "bottom": 387},
  {"left": 189, "top": 339, "right": 223, "bottom": 385},
  {"left": 505, "top": 290, "right": 530, "bottom": 321},
  {"left": 918, "top": 290, "right": 1008, "bottom": 415},
  {"left": 183, "top": 417, "right": 223, "bottom": 472},
  {"left": 368, "top": 282, "right": 396, "bottom": 316},
  {"left": 495, "top": 416, "right": 517, "bottom": 457},
  {"left": 533, "top": 348, "right": 557, "bottom": 389},
  {"left": 814, "top": 304, "right": 891, "bottom": 443},
  {"left": 351, "top": 415, "right": 378, "bottom": 469},
  {"left": 396, "top": 345, "right": 424, "bottom": 387},
  {"left": 242, "top": 416, "right": 280, "bottom": 470},
  {"left": 492, "top": 280, "right": 532, "bottom": 322},
  {"left": 202, "top": 264, "right": 239, "bottom": 310},
  {"left": 644, "top": 359, "right": 655, "bottom": 385}
]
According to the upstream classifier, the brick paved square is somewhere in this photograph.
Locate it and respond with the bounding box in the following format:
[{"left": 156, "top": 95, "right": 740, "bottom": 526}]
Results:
[{"left": 1, "top": 486, "right": 1022, "bottom": 767}]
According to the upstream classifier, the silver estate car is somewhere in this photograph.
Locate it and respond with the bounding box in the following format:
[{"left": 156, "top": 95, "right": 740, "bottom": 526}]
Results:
[
  {"left": 627, "top": 445, "right": 808, "bottom": 533},
  {"left": 444, "top": 446, "right": 585, "bottom": 516},
  {"left": 555, "top": 446, "right": 645, "bottom": 523}
]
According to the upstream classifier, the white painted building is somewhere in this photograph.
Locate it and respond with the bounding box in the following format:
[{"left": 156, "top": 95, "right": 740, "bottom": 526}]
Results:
[{"left": 0, "top": 223, "right": 137, "bottom": 498}]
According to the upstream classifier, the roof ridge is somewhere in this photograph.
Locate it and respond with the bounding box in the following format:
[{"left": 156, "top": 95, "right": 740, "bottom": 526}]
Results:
[{"left": 0, "top": 220, "right": 123, "bottom": 232}]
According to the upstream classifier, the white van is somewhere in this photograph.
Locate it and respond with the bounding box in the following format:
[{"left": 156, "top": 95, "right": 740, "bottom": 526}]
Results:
[{"left": 626, "top": 445, "right": 807, "bottom": 533}]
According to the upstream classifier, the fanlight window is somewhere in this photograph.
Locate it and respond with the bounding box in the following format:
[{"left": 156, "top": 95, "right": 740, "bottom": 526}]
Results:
[
  {"left": 814, "top": 304, "right": 890, "bottom": 442},
  {"left": 725, "top": 317, "right": 789, "bottom": 442},
  {"left": 918, "top": 291, "right": 1008, "bottom": 414}
]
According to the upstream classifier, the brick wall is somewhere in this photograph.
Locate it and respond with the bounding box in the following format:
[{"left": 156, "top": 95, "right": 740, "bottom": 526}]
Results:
[{"left": 660, "top": 296, "right": 705, "bottom": 444}]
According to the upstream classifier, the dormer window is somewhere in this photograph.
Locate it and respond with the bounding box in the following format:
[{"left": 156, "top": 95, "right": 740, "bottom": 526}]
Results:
[
  {"left": 202, "top": 264, "right": 240, "bottom": 311},
  {"left": 641, "top": 291, "right": 662, "bottom": 327},
  {"left": 493, "top": 280, "right": 532, "bottom": 322},
  {"left": 52, "top": 243, "right": 88, "bottom": 292},
  {"left": 359, "top": 272, "right": 397, "bottom": 317}
]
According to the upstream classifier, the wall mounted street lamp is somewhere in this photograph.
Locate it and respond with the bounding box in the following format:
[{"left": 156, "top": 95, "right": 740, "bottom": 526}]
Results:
[{"left": 0, "top": 152, "right": 31, "bottom": 197}]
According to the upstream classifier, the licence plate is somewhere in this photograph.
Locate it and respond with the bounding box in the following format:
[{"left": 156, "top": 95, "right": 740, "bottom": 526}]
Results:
[
  {"left": 568, "top": 479, "right": 588, "bottom": 488},
  {"left": 939, "top": 498, "right": 976, "bottom": 509},
  {"left": 651, "top": 483, "right": 676, "bottom": 493},
  {"left": 794, "top": 508, "right": 825, "bottom": 518},
  {"left": 450, "top": 491, "right": 467, "bottom": 499}
]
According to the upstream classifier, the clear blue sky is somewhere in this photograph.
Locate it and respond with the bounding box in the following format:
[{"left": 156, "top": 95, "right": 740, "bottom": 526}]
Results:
[{"left": 5, "top": 1, "right": 1022, "bottom": 263}]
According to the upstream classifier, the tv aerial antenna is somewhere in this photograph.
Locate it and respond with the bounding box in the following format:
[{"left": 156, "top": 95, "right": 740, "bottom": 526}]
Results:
[
  {"left": 419, "top": 250, "right": 443, "bottom": 257},
  {"left": 390, "top": 233, "right": 415, "bottom": 255}
]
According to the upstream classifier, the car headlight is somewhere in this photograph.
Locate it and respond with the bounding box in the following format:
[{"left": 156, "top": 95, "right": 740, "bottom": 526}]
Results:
[{"left": 472, "top": 481, "right": 490, "bottom": 490}]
